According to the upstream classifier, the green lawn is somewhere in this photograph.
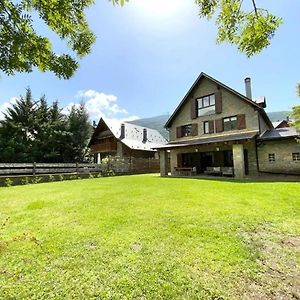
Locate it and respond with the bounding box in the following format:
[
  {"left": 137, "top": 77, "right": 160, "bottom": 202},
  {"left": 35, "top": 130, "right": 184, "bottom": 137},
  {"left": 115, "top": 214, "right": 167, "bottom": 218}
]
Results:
[{"left": 0, "top": 175, "right": 299, "bottom": 299}]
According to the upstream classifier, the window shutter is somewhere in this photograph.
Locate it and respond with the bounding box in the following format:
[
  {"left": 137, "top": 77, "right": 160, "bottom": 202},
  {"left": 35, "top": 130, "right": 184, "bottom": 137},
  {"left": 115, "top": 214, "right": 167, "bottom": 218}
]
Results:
[
  {"left": 215, "top": 91, "right": 222, "bottom": 114},
  {"left": 215, "top": 119, "right": 223, "bottom": 133},
  {"left": 191, "top": 99, "right": 198, "bottom": 119},
  {"left": 209, "top": 120, "right": 214, "bottom": 134},
  {"left": 176, "top": 126, "right": 182, "bottom": 138},
  {"left": 177, "top": 154, "right": 182, "bottom": 167},
  {"left": 191, "top": 123, "right": 198, "bottom": 136},
  {"left": 237, "top": 114, "right": 246, "bottom": 129}
]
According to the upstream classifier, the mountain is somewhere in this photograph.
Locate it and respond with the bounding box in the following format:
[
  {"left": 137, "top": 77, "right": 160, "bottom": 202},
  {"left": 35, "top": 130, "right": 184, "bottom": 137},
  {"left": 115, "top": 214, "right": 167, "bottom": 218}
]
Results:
[
  {"left": 129, "top": 115, "right": 170, "bottom": 140},
  {"left": 267, "top": 111, "right": 291, "bottom": 122},
  {"left": 129, "top": 111, "right": 292, "bottom": 141}
]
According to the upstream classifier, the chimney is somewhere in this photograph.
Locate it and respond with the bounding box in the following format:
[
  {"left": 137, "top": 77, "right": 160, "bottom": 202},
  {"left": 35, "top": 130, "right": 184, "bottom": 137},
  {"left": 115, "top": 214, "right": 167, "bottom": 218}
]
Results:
[
  {"left": 245, "top": 77, "right": 252, "bottom": 99},
  {"left": 92, "top": 120, "right": 97, "bottom": 128},
  {"left": 142, "top": 128, "right": 147, "bottom": 143},
  {"left": 120, "top": 123, "right": 125, "bottom": 139}
]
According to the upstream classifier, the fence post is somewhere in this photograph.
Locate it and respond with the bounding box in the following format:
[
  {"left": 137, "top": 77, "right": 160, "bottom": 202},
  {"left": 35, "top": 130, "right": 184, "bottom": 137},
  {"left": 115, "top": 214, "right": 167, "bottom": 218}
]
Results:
[
  {"left": 76, "top": 162, "right": 79, "bottom": 174},
  {"left": 33, "top": 162, "right": 36, "bottom": 176}
]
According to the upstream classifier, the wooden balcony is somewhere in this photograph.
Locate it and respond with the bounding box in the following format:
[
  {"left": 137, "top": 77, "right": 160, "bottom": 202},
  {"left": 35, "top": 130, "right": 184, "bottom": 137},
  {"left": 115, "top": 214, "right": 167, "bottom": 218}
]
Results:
[{"left": 90, "top": 138, "right": 117, "bottom": 154}]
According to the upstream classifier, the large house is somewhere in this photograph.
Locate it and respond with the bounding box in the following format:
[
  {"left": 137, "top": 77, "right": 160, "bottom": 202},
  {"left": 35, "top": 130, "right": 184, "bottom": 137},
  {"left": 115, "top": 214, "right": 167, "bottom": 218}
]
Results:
[
  {"left": 157, "top": 73, "right": 300, "bottom": 178},
  {"left": 89, "top": 118, "right": 167, "bottom": 163}
]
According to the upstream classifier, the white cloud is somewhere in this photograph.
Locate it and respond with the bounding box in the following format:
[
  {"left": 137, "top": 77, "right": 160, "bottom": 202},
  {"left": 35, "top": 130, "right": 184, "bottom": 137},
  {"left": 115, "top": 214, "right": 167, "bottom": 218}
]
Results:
[
  {"left": 0, "top": 96, "right": 18, "bottom": 120},
  {"left": 61, "top": 102, "right": 81, "bottom": 115},
  {"left": 74, "top": 90, "right": 139, "bottom": 122}
]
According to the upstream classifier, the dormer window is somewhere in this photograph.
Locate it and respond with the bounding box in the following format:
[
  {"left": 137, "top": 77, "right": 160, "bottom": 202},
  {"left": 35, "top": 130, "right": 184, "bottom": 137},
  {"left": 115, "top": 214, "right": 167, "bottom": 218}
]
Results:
[{"left": 197, "top": 94, "right": 216, "bottom": 117}]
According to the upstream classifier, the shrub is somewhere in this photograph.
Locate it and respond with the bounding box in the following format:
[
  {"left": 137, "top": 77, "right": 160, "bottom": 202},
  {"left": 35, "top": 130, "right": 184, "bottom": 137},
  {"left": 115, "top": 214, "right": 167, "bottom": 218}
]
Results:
[
  {"left": 69, "top": 175, "right": 78, "bottom": 180},
  {"left": 48, "top": 175, "right": 55, "bottom": 182},
  {"left": 21, "top": 177, "right": 30, "bottom": 185},
  {"left": 31, "top": 176, "right": 43, "bottom": 184},
  {"left": 58, "top": 174, "right": 64, "bottom": 181},
  {"left": 4, "top": 178, "right": 13, "bottom": 187},
  {"left": 88, "top": 173, "right": 94, "bottom": 179}
]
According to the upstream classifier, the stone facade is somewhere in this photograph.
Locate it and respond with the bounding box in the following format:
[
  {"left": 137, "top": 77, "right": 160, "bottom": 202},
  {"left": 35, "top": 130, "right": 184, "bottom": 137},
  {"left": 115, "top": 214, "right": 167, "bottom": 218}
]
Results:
[
  {"left": 258, "top": 139, "right": 300, "bottom": 174},
  {"left": 169, "top": 77, "right": 261, "bottom": 142},
  {"left": 160, "top": 73, "right": 299, "bottom": 178}
]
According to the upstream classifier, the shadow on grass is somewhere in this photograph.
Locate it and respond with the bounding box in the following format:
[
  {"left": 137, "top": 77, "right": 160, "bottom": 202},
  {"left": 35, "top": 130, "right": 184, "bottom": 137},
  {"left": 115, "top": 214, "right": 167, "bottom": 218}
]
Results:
[{"left": 156, "top": 173, "right": 300, "bottom": 184}]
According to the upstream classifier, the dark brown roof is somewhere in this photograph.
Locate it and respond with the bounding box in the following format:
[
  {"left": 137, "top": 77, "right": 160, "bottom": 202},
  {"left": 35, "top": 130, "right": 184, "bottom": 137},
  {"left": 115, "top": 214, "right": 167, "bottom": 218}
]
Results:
[
  {"left": 155, "top": 131, "right": 258, "bottom": 150},
  {"left": 165, "top": 72, "right": 273, "bottom": 128}
]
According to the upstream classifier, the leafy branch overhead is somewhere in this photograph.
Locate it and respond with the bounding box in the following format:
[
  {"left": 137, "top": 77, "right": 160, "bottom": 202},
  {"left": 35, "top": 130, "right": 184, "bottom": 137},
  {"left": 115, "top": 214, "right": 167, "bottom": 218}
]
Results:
[
  {"left": 0, "top": 0, "right": 282, "bottom": 79},
  {"left": 0, "top": 0, "right": 95, "bottom": 79},
  {"left": 194, "top": 0, "right": 282, "bottom": 57}
]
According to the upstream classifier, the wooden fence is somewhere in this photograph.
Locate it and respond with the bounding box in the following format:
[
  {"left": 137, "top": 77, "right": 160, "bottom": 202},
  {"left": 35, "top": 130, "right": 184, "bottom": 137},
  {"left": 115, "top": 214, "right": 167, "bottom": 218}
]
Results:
[
  {"left": 0, "top": 163, "right": 104, "bottom": 176},
  {"left": 0, "top": 157, "right": 160, "bottom": 176}
]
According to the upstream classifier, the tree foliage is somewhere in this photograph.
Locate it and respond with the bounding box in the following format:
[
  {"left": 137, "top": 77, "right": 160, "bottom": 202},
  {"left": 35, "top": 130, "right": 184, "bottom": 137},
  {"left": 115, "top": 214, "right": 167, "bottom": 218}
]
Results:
[
  {"left": 291, "top": 105, "right": 300, "bottom": 130},
  {"left": 0, "top": 88, "right": 92, "bottom": 162},
  {"left": 0, "top": 0, "right": 284, "bottom": 78},
  {"left": 194, "top": 0, "right": 282, "bottom": 56},
  {"left": 0, "top": 0, "right": 95, "bottom": 79}
]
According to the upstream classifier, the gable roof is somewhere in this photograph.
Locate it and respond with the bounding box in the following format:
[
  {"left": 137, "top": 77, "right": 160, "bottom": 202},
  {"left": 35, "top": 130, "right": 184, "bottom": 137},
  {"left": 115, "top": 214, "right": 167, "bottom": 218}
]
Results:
[
  {"left": 165, "top": 72, "right": 273, "bottom": 128},
  {"left": 272, "top": 120, "right": 289, "bottom": 129},
  {"left": 89, "top": 118, "right": 167, "bottom": 152}
]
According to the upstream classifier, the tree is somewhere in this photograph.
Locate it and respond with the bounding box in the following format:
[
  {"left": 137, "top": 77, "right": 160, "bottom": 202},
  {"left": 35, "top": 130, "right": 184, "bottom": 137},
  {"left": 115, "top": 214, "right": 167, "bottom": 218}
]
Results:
[
  {"left": 291, "top": 105, "right": 300, "bottom": 131},
  {"left": 0, "top": 88, "right": 38, "bottom": 162},
  {"left": 0, "top": 88, "right": 92, "bottom": 163},
  {"left": 0, "top": 0, "right": 95, "bottom": 79},
  {"left": 65, "top": 104, "right": 92, "bottom": 162},
  {"left": 291, "top": 84, "right": 300, "bottom": 131},
  {"left": 113, "top": 0, "right": 282, "bottom": 57}
]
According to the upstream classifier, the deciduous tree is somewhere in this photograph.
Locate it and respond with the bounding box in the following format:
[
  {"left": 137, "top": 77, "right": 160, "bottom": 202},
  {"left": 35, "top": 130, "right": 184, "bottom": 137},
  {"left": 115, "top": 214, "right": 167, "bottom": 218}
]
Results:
[{"left": 0, "top": 0, "right": 95, "bottom": 79}]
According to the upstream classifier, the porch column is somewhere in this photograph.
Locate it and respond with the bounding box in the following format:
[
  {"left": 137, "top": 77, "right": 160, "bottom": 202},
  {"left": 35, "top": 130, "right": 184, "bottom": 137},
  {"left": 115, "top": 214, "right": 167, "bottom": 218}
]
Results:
[
  {"left": 232, "top": 144, "right": 245, "bottom": 178},
  {"left": 97, "top": 153, "right": 101, "bottom": 164},
  {"left": 159, "top": 150, "right": 168, "bottom": 177}
]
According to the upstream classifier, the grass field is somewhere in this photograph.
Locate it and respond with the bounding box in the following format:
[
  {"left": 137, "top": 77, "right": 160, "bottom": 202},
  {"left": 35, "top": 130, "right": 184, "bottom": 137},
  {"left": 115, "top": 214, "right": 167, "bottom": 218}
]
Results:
[{"left": 0, "top": 175, "right": 299, "bottom": 299}]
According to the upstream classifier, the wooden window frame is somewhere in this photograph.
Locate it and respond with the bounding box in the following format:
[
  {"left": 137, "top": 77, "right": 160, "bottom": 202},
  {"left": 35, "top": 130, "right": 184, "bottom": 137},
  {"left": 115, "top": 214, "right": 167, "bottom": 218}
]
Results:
[
  {"left": 197, "top": 94, "right": 216, "bottom": 117},
  {"left": 203, "top": 121, "right": 209, "bottom": 134},
  {"left": 223, "top": 116, "right": 238, "bottom": 131},
  {"left": 181, "top": 124, "right": 193, "bottom": 137}
]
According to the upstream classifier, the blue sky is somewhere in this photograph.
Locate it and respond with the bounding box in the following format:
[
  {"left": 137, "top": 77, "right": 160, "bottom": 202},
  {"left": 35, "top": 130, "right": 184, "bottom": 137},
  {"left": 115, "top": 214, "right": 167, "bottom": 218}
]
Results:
[{"left": 0, "top": 0, "right": 299, "bottom": 122}]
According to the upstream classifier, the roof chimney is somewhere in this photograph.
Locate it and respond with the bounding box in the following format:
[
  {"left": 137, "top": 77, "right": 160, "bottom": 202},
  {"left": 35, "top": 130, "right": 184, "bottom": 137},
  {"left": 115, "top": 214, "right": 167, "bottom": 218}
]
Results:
[
  {"left": 120, "top": 123, "right": 125, "bottom": 139},
  {"left": 142, "top": 128, "right": 147, "bottom": 143},
  {"left": 245, "top": 77, "right": 252, "bottom": 99}
]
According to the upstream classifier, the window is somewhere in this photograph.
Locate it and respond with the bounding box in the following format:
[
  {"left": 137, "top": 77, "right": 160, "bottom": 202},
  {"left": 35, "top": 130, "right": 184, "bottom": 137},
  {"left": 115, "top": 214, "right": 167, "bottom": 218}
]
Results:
[
  {"left": 223, "top": 116, "right": 237, "bottom": 131},
  {"left": 268, "top": 153, "right": 275, "bottom": 162},
  {"left": 182, "top": 124, "right": 192, "bottom": 137},
  {"left": 203, "top": 121, "right": 210, "bottom": 134},
  {"left": 292, "top": 152, "right": 300, "bottom": 161},
  {"left": 197, "top": 94, "right": 215, "bottom": 116}
]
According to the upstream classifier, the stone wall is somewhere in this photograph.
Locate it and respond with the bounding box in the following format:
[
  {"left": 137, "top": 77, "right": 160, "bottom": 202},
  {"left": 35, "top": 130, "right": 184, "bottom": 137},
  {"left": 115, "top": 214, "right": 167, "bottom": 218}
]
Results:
[{"left": 257, "top": 139, "right": 300, "bottom": 174}]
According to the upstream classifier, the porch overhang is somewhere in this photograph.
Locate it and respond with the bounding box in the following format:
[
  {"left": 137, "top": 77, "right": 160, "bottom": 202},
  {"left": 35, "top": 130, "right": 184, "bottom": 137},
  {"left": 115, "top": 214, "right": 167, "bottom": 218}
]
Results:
[{"left": 154, "top": 131, "right": 258, "bottom": 150}]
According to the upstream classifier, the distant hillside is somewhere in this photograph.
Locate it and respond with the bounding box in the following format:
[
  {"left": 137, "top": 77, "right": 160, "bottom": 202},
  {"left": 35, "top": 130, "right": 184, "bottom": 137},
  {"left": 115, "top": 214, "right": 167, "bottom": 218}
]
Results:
[
  {"left": 267, "top": 111, "right": 291, "bottom": 122},
  {"left": 129, "top": 111, "right": 292, "bottom": 141},
  {"left": 129, "top": 115, "right": 170, "bottom": 140}
]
